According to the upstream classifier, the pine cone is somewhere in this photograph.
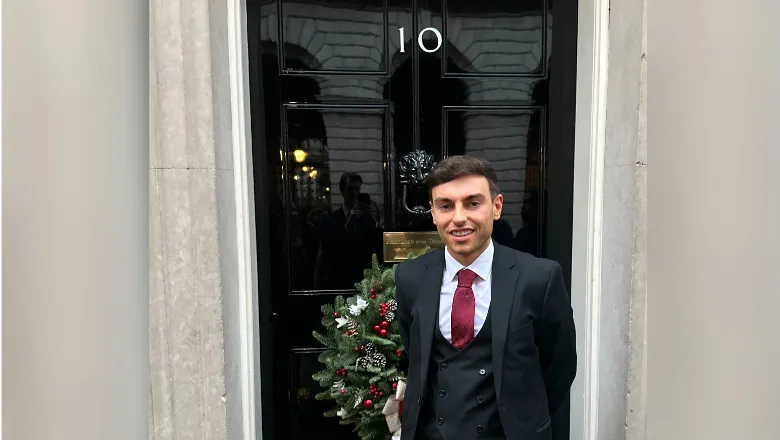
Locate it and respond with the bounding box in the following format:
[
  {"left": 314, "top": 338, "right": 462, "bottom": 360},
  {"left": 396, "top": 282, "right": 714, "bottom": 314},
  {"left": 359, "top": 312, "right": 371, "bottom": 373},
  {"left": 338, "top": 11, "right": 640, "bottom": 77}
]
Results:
[
  {"left": 385, "top": 311, "right": 396, "bottom": 322},
  {"left": 357, "top": 357, "right": 371, "bottom": 369},
  {"left": 371, "top": 353, "right": 387, "bottom": 368},
  {"left": 386, "top": 299, "right": 398, "bottom": 312}
]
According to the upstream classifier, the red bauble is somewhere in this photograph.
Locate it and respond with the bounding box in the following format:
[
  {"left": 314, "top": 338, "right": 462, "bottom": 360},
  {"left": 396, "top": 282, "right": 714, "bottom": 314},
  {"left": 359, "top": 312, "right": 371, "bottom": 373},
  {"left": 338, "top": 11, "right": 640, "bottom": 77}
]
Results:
[
  {"left": 360, "top": 345, "right": 365, "bottom": 350},
  {"left": 396, "top": 349, "right": 403, "bottom": 357},
  {"left": 373, "top": 325, "right": 381, "bottom": 332},
  {"left": 379, "top": 329, "right": 388, "bottom": 337},
  {"left": 363, "top": 399, "right": 374, "bottom": 409},
  {"left": 340, "top": 389, "right": 345, "bottom": 394},
  {"left": 344, "top": 331, "right": 350, "bottom": 336},
  {"left": 333, "top": 312, "right": 339, "bottom": 317},
  {"left": 370, "top": 288, "right": 375, "bottom": 293},
  {"left": 381, "top": 321, "right": 389, "bottom": 329},
  {"left": 354, "top": 346, "right": 360, "bottom": 351},
  {"left": 371, "top": 294, "right": 377, "bottom": 299}
]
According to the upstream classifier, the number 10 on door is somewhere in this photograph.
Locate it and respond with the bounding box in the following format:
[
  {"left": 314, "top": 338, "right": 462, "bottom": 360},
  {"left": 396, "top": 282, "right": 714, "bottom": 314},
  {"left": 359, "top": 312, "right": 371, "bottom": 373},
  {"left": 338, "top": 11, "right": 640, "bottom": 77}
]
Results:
[{"left": 398, "top": 27, "right": 443, "bottom": 53}]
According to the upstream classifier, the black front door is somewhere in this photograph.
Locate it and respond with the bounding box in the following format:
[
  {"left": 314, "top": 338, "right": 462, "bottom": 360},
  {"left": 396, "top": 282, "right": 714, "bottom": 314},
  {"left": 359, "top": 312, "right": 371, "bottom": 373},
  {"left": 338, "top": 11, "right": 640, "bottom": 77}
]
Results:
[{"left": 246, "top": 0, "right": 578, "bottom": 438}]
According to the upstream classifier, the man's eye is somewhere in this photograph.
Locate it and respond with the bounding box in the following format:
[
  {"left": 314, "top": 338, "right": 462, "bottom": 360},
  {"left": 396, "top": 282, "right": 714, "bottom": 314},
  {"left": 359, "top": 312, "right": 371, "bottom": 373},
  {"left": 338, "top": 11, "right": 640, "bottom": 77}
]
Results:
[{"left": 439, "top": 205, "right": 450, "bottom": 210}]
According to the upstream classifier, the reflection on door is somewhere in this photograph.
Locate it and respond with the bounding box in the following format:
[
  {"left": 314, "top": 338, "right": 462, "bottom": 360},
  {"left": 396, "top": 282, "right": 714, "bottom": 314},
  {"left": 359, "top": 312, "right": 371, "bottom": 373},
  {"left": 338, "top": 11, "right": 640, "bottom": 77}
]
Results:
[{"left": 246, "top": 0, "right": 575, "bottom": 438}]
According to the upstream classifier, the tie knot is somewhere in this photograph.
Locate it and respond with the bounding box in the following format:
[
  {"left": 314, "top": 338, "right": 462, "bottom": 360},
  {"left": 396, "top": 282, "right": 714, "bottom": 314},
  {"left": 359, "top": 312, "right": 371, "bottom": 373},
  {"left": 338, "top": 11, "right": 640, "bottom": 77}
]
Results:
[{"left": 457, "top": 268, "right": 478, "bottom": 287}]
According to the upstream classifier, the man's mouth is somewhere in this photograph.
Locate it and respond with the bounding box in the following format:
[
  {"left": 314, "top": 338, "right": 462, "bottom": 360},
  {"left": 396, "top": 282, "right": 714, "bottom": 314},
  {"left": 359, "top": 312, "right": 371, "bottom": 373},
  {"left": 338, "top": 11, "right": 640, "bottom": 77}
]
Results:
[{"left": 449, "top": 229, "right": 474, "bottom": 238}]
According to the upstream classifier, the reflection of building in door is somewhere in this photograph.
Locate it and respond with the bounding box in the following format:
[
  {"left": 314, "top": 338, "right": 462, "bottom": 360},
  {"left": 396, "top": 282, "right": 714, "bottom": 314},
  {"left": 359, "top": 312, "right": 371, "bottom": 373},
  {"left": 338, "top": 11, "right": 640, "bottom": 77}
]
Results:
[{"left": 256, "top": 2, "right": 551, "bottom": 240}]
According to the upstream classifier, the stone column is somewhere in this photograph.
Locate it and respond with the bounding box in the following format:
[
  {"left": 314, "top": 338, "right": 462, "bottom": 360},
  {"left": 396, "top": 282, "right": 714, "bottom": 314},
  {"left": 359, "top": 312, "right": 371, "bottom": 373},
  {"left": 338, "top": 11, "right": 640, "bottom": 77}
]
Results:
[
  {"left": 149, "top": 0, "right": 238, "bottom": 438},
  {"left": 598, "top": 0, "right": 648, "bottom": 438},
  {"left": 626, "top": 0, "right": 648, "bottom": 437}
]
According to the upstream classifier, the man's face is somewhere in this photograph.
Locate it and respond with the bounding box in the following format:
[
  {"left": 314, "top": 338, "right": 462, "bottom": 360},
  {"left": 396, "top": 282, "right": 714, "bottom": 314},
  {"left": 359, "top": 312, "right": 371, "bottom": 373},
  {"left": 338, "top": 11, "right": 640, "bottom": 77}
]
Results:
[
  {"left": 430, "top": 175, "right": 503, "bottom": 262},
  {"left": 341, "top": 179, "right": 361, "bottom": 209}
]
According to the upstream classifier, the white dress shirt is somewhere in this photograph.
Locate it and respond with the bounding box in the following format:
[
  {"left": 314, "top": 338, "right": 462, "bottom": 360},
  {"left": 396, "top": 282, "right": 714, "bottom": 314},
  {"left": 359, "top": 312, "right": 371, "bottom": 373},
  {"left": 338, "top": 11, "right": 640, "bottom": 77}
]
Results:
[{"left": 438, "top": 240, "right": 495, "bottom": 342}]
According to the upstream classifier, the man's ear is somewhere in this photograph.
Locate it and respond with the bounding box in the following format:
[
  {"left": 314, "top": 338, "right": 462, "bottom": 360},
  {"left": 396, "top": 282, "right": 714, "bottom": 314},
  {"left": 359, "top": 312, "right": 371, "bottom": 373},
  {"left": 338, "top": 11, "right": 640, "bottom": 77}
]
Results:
[{"left": 493, "top": 194, "right": 504, "bottom": 220}]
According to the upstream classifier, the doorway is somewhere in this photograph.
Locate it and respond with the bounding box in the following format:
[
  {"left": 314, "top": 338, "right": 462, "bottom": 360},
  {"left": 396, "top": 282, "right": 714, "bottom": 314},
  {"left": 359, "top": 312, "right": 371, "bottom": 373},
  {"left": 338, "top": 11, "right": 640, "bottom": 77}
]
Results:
[{"left": 245, "top": 0, "right": 578, "bottom": 438}]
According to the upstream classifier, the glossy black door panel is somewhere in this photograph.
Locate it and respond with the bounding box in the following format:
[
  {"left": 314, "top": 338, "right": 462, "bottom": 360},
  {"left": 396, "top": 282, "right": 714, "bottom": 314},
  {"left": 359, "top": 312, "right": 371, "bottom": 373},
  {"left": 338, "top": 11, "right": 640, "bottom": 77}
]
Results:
[{"left": 246, "top": 0, "right": 576, "bottom": 438}]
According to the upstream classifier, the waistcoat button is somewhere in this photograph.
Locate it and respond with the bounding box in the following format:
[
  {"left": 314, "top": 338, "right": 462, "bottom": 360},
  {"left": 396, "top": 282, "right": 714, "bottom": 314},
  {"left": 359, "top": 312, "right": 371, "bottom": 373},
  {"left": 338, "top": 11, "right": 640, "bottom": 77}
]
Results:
[
  {"left": 477, "top": 425, "right": 484, "bottom": 433},
  {"left": 439, "top": 390, "right": 446, "bottom": 397},
  {"left": 477, "top": 396, "right": 484, "bottom": 403},
  {"left": 441, "top": 363, "right": 448, "bottom": 371},
  {"left": 437, "top": 418, "right": 444, "bottom": 425},
  {"left": 479, "top": 368, "right": 486, "bottom": 375}
]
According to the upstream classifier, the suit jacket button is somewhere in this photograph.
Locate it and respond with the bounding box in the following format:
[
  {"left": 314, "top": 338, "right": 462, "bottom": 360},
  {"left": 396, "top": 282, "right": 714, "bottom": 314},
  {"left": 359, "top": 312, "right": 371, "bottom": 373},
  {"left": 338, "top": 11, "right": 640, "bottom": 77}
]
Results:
[
  {"left": 476, "top": 396, "right": 484, "bottom": 403},
  {"left": 439, "top": 390, "right": 446, "bottom": 397},
  {"left": 477, "top": 425, "right": 484, "bottom": 433},
  {"left": 437, "top": 418, "right": 444, "bottom": 425},
  {"left": 479, "top": 368, "right": 486, "bottom": 375},
  {"left": 417, "top": 397, "right": 421, "bottom": 404},
  {"left": 441, "top": 363, "right": 447, "bottom": 371}
]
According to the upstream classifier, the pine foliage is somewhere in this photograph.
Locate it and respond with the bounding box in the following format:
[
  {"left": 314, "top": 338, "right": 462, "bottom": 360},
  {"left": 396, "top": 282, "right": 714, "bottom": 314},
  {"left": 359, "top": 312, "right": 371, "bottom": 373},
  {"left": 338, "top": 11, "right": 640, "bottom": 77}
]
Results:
[{"left": 311, "top": 255, "right": 406, "bottom": 440}]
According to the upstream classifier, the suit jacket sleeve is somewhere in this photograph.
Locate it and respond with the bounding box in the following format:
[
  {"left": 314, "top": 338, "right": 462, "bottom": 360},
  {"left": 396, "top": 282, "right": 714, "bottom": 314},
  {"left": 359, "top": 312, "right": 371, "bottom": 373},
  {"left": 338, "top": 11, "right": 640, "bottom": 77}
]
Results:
[
  {"left": 395, "top": 263, "right": 412, "bottom": 353},
  {"left": 537, "top": 262, "right": 577, "bottom": 415}
]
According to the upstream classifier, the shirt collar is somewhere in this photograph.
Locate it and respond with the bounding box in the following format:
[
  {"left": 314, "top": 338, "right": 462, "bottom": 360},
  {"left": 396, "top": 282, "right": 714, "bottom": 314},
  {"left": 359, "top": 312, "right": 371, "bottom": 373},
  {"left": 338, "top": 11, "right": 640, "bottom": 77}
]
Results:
[{"left": 444, "top": 240, "right": 495, "bottom": 282}]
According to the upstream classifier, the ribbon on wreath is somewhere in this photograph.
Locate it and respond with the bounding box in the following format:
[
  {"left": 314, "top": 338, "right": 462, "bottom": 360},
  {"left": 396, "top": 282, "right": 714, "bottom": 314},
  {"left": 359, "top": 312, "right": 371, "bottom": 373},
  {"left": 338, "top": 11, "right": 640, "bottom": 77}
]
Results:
[{"left": 381, "top": 379, "right": 406, "bottom": 440}]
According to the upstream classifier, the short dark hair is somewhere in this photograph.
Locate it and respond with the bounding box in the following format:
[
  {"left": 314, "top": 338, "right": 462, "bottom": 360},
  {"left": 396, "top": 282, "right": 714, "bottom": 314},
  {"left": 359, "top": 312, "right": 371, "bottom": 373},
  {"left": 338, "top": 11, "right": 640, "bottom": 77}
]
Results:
[
  {"left": 426, "top": 155, "right": 500, "bottom": 199},
  {"left": 339, "top": 172, "right": 362, "bottom": 193}
]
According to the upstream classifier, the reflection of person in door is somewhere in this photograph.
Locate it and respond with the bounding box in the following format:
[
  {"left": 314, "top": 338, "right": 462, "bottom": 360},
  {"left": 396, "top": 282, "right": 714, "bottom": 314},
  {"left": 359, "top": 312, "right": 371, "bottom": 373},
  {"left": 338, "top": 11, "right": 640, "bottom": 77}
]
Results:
[
  {"left": 313, "top": 172, "right": 381, "bottom": 289},
  {"left": 513, "top": 189, "right": 540, "bottom": 256}
]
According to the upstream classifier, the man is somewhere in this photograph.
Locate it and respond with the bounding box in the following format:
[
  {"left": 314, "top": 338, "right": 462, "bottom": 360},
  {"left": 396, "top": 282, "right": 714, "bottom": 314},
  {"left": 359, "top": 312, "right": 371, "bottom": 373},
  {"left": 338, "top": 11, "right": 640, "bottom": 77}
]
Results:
[{"left": 395, "top": 156, "right": 576, "bottom": 440}]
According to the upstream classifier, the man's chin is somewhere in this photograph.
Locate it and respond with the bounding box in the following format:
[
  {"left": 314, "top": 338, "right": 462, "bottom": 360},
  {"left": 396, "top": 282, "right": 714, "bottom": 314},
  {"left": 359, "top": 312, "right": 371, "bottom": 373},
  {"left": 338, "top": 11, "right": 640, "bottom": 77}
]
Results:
[{"left": 447, "top": 241, "right": 474, "bottom": 254}]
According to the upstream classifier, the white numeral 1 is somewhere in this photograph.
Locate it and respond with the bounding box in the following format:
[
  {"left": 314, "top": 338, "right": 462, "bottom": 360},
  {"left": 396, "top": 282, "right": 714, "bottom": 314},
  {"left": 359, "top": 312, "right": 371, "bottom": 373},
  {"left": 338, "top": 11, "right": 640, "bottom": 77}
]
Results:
[{"left": 399, "top": 27, "right": 406, "bottom": 53}]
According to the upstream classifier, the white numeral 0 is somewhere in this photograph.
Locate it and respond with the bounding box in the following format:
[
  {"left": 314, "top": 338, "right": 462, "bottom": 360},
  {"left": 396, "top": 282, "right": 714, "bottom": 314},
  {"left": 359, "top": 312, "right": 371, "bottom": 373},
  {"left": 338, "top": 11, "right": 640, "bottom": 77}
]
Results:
[{"left": 398, "top": 27, "right": 443, "bottom": 53}]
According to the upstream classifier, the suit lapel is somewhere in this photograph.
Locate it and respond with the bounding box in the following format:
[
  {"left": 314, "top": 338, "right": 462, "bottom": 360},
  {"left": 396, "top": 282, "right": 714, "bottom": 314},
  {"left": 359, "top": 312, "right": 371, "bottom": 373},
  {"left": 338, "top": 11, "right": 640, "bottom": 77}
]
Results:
[
  {"left": 417, "top": 249, "right": 444, "bottom": 391},
  {"left": 490, "top": 245, "right": 518, "bottom": 401}
]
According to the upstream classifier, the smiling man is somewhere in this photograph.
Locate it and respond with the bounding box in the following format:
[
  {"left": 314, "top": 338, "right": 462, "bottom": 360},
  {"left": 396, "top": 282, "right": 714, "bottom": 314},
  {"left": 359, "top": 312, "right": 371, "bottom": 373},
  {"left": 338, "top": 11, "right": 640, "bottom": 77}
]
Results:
[{"left": 395, "top": 155, "right": 576, "bottom": 440}]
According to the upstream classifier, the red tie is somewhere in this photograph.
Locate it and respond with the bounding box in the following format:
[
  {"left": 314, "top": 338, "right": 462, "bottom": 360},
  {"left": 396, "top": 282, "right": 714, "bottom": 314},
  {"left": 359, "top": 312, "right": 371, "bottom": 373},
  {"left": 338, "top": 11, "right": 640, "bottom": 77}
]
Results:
[{"left": 451, "top": 268, "right": 478, "bottom": 349}]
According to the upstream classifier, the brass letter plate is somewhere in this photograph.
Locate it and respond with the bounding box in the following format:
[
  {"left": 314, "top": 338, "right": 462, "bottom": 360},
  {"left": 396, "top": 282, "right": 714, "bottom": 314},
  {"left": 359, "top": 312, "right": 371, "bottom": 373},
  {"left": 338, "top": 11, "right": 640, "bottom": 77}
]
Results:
[{"left": 383, "top": 231, "right": 444, "bottom": 263}]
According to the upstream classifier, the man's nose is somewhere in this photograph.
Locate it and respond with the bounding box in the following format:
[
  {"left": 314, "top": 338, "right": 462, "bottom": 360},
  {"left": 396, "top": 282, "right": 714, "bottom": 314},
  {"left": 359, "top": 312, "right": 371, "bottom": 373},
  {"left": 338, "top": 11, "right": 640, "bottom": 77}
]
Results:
[{"left": 453, "top": 205, "right": 467, "bottom": 224}]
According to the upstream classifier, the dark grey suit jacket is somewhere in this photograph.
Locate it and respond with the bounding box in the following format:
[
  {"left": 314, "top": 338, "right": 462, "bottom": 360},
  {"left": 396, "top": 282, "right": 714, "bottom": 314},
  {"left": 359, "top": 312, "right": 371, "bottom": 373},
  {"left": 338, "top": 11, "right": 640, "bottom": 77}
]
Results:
[{"left": 395, "top": 243, "right": 577, "bottom": 440}]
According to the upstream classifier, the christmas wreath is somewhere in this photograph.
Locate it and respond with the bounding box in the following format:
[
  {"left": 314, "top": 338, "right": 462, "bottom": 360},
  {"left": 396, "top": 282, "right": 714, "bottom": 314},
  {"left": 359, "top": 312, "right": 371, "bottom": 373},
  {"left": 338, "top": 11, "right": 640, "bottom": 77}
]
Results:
[{"left": 312, "top": 255, "right": 407, "bottom": 440}]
